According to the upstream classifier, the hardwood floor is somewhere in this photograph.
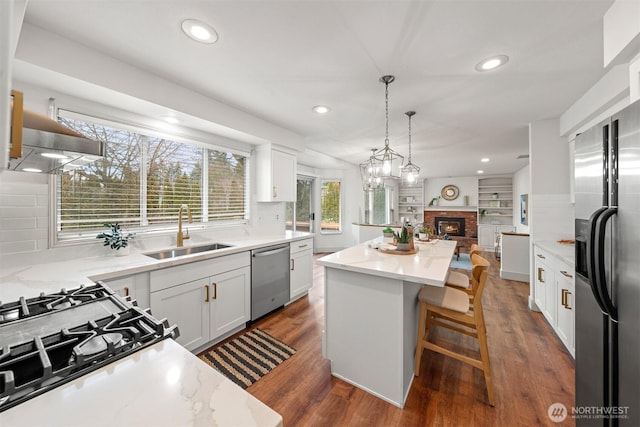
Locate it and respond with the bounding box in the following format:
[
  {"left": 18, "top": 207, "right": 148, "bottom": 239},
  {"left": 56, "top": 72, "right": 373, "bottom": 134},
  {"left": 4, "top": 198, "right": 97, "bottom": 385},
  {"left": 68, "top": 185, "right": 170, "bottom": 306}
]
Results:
[{"left": 199, "top": 252, "right": 576, "bottom": 426}]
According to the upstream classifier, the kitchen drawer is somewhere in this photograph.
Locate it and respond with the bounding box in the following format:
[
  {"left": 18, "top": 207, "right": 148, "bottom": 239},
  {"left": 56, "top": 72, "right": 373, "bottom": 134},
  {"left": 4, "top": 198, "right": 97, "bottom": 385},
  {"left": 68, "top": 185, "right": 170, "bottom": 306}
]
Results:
[
  {"left": 150, "top": 251, "right": 250, "bottom": 293},
  {"left": 290, "top": 238, "right": 314, "bottom": 254}
]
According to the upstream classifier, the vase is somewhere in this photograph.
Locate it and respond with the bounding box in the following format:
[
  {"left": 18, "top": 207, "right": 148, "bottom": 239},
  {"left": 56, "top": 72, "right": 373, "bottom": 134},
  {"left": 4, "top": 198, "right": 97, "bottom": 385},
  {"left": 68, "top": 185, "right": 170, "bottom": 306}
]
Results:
[{"left": 396, "top": 243, "right": 410, "bottom": 251}]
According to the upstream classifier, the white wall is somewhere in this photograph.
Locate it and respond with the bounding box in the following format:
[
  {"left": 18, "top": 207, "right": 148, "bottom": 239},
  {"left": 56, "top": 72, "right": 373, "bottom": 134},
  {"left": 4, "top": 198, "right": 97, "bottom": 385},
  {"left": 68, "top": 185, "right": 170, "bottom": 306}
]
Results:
[
  {"left": 424, "top": 176, "right": 478, "bottom": 208},
  {"left": 512, "top": 165, "right": 530, "bottom": 234}
]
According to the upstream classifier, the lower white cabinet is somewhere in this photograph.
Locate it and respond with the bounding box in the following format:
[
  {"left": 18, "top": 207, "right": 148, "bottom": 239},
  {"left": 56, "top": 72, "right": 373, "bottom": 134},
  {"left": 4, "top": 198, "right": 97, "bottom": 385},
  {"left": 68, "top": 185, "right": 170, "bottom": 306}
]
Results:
[
  {"left": 149, "top": 252, "right": 251, "bottom": 352},
  {"left": 533, "top": 244, "right": 575, "bottom": 356},
  {"left": 555, "top": 267, "right": 575, "bottom": 355},
  {"left": 478, "top": 224, "right": 515, "bottom": 250},
  {"left": 290, "top": 238, "right": 314, "bottom": 301},
  {"left": 101, "top": 272, "right": 150, "bottom": 309}
]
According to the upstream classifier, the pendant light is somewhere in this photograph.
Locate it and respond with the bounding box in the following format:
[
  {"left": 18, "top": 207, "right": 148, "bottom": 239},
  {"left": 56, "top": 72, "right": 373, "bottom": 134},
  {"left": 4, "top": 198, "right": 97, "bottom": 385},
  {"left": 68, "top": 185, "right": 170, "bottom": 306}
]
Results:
[
  {"left": 371, "top": 75, "right": 404, "bottom": 179},
  {"left": 360, "top": 149, "right": 383, "bottom": 191},
  {"left": 401, "top": 111, "right": 420, "bottom": 185}
]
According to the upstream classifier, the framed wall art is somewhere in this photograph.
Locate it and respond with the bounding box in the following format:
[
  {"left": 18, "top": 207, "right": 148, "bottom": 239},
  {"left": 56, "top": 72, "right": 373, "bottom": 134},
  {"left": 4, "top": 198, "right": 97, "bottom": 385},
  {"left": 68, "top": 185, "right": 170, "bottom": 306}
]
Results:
[{"left": 520, "top": 194, "right": 528, "bottom": 225}]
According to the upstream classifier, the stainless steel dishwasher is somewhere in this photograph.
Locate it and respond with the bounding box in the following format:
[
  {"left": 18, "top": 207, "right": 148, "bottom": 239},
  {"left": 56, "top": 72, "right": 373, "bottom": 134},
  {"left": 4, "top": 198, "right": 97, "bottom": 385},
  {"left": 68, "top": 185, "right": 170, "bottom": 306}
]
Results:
[{"left": 251, "top": 244, "right": 290, "bottom": 320}]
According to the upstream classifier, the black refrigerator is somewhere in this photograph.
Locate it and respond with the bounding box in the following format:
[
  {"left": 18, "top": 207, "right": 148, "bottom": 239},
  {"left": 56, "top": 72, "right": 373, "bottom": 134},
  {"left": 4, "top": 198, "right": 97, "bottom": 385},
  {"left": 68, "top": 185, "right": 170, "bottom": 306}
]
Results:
[{"left": 574, "top": 99, "right": 639, "bottom": 427}]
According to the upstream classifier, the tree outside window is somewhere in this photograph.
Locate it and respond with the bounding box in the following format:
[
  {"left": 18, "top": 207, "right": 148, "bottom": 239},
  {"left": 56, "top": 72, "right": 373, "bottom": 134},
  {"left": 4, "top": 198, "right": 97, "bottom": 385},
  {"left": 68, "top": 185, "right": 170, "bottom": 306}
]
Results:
[{"left": 320, "top": 180, "right": 341, "bottom": 233}]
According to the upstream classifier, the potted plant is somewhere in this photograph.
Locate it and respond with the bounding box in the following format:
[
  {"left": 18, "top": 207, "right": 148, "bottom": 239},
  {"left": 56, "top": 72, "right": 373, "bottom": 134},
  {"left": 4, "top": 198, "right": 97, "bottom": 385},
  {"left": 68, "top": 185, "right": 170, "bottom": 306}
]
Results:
[
  {"left": 418, "top": 224, "right": 432, "bottom": 240},
  {"left": 393, "top": 226, "right": 412, "bottom": 251},
  {"left": 97, "top": 223, "right": 134, "bottom": 255},
  {"left": 382, "top": 227, "right": 395, "bottom": 243}
]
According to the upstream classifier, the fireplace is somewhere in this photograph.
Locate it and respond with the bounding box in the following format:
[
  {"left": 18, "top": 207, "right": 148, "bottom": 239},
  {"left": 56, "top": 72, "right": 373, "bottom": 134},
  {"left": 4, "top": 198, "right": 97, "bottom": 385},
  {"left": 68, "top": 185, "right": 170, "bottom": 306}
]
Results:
[{"left": 434, "top": 217, "right": 465, "bottom": 237}]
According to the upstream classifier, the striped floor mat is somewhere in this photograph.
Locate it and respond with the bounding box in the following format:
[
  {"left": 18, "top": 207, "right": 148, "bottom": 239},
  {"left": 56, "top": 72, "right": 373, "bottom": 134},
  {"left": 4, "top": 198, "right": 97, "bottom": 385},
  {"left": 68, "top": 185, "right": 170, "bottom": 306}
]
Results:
[{"left": 199, "top": 328, "right": 296, "bottom": 389}]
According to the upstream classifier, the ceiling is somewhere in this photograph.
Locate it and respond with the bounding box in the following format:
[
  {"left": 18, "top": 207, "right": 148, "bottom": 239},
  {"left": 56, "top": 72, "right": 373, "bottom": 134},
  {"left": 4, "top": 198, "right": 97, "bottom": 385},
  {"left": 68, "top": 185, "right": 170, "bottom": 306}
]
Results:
[{"left": 18, "top": 0, "right": 615, "bottom": 178}]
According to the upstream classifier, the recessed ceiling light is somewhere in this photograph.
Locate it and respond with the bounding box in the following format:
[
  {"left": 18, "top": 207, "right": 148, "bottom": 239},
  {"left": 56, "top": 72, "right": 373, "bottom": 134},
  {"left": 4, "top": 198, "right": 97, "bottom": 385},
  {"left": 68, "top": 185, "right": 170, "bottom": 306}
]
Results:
[
  {"left": 312, "top": 105, "right": 330, "bottom": 114},
  {"left": 41, "top": 152, "right": 69, "bottom": 159},
  {"left": 181, "top": 19, "right": 218, "bottom": 44},
  {"left": 162, "top": 115, "right": 180, "bottom": 124},
  {"left": 481, "top": 158, "right": 490, "bottom": 163},
  {"left": 475, "top": 55, "right": 509, "bottom": 72},
  {"left": 23, "top": 168, "right": 42, "bottom": 173},
  {"left": 477, "top": 170, "right": 484, "bottom": 174}
]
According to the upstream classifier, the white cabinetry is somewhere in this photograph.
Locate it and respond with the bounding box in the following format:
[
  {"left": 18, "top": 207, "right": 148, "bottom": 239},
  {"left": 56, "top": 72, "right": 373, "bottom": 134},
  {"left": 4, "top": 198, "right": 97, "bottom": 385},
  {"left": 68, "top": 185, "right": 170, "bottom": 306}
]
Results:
[
  {"left": 256, "top": 145, "right": 297, "bottom": 202},
  {"left": 478, "top": 224, "right": 515, "bottom": 251},
  {"left": 555, "top": 264, "right": 575, "bottom": 355},
  {"left": 101, "top": 272, "right": 150, "bottom": 309},
  {"left": 290, "top": 238, "right": 314, "bottom": 301},
  {"left": 533, "top": 244, "right": 575, "bottom": 356},
  {"left": 398, "top": 180, "right": 424, "bottom": 224},
  {"left": 149, "top": 252, "right": 251, "bottom": 352}
]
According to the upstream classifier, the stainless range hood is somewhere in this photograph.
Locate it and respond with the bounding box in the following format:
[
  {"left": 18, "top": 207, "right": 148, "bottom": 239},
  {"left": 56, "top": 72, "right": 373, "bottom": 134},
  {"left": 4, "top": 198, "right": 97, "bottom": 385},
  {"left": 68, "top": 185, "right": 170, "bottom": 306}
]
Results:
[{"left": 8, "top": 92, "right": 105, "bottom": 174}]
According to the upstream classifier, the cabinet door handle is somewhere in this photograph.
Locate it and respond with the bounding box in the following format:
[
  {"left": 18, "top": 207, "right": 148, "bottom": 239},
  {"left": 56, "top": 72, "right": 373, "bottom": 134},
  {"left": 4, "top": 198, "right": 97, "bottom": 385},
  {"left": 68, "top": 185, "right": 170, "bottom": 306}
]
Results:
[
  {"left": 562, "top": 289, "right": 572, "bottom": 310},
  {"left": 537, "top": 254, "right": 546, "bottom": 259},
  {"left": 537, "top": 267, "right": 544, "bottom": 283},
  {"left": 560, "top": 270, "right": 573, "bottom": 279},
  {"left": 204, "top": 285, "right": 209, "bottom": 302},
  {"left": 212, "top": 282, "right": 217, "bottom": 300},
  {"left": 273, "top": 186, "right": 277, "bottom": 198},
  {"left": 124, "top": 287, "right": 130, "bottom": 297},
  {"left": 298, "top": 244, "right": 308, "bottom": 249},
  {"left": 291, "top": 258, "right": 295, "bottom": 271}
]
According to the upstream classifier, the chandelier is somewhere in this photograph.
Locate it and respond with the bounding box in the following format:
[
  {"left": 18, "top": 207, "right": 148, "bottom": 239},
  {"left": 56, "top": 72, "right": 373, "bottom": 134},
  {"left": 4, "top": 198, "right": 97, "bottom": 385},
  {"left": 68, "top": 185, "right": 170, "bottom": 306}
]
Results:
[
  {"left": 360, "top": 149, "right": 383, "bottom": 191},
  {"left": 400, "top": 111, "right": 420, "bottom": 185},
  {"left": 370, "top": 75, "right": 404, "bottom": 179}
]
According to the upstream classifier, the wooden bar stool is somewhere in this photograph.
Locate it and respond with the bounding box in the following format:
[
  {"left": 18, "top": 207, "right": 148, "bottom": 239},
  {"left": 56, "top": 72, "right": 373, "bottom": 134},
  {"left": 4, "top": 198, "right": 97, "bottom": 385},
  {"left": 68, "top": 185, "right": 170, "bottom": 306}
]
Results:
[
  {"left": 414, "top": 255, "right": 495, "bottom": 406},
  {"left": 446, "top": 244, "right": 485, "bottom": 290}
]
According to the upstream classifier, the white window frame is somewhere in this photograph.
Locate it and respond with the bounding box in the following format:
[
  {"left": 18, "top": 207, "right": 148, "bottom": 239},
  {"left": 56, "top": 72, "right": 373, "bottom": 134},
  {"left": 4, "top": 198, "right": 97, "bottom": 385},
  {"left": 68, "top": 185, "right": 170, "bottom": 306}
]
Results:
[{"left": 319, "top": 178, "right": 342, "bottom": 234}]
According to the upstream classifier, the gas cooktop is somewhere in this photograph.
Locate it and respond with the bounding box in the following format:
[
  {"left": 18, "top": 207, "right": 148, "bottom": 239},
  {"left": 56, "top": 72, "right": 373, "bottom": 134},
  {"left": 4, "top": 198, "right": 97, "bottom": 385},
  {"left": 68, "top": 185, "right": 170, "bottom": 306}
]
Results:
[{"left": 0, "top": 283, "right": 179, "bottom": 412}]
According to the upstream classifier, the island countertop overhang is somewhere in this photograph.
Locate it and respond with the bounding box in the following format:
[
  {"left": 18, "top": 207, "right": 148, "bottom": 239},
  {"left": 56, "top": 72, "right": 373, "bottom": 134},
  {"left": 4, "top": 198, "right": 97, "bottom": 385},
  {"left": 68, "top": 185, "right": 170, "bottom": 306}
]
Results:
[{"left": 317, "top": 239, "right": 457, "bottom": 287}]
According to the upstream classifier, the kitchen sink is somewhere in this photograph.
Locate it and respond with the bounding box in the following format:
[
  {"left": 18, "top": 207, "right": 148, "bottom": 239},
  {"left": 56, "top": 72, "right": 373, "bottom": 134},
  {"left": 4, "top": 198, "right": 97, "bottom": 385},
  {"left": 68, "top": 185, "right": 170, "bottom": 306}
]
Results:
[{"left": 144, "top": 243, "right": 233, "bottom": 260}]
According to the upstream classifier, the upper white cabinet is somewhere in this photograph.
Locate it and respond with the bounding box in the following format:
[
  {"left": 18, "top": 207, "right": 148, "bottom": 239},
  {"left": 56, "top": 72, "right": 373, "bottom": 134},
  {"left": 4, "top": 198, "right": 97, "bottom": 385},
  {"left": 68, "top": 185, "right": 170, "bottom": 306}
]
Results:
[
  {"left": 256, "top": 145, "right": 297, "bottom": 202},
  {"left": 478, "top": 176, "right": 513, "bottom": 225}
]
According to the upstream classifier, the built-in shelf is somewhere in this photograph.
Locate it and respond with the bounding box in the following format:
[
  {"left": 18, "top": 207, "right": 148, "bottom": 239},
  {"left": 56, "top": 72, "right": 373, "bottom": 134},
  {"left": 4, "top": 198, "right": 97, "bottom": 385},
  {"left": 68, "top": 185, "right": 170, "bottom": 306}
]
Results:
[
  {"left": 478, "top": 176, "right": 513, "bottom": 225},
  {"left": 398, "top": 181, "right": 424, "bottom": 224}
]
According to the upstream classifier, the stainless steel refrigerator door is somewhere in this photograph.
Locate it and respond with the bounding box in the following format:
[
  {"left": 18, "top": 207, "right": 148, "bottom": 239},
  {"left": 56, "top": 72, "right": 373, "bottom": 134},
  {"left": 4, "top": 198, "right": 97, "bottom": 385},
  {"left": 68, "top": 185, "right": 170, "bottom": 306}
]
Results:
[
  {"left": 612, "top": 99, "right": 640, "bottom": 426},
  {"left": 574, "top": 118, "right": 610, "bottom": 221}
]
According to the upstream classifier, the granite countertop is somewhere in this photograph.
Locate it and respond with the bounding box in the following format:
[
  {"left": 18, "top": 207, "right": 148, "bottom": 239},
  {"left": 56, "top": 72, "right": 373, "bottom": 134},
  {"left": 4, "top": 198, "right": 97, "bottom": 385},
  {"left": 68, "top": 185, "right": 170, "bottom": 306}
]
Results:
[
  {"left": 0, "top": 231, "right": 313, "bottom": 301},
  {"left": 317, "top": 237, "right": 457, "bottom": 287},
  {"left": 535, "top": 240, "right": 575, "bottom": 268},
  {"left": 0, "top": 339, "right": 283, "bottom": 427}
]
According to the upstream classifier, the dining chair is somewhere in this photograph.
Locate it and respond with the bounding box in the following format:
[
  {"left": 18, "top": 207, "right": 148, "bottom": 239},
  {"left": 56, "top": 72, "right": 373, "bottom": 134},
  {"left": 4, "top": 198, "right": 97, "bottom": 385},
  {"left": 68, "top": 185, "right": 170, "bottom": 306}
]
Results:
[
  {"left": 414, "top": 254, "right": 494, "bottom": 406},
  {"left": 446, "top": 249, "right": 489, "bottom": 295}
]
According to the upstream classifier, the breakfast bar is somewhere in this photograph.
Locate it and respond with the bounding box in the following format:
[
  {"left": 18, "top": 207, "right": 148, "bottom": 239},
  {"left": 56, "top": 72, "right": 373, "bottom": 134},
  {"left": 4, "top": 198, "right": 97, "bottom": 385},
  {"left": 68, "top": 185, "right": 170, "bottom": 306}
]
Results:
[{"left": 317, "top": 238, "right": 457, "bottom": 408}]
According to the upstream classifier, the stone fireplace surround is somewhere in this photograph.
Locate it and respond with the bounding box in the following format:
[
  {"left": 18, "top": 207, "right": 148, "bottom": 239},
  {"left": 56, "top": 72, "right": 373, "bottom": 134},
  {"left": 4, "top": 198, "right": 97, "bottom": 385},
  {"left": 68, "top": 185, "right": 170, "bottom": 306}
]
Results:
[{"left": 423, "top": 210, "right": 478, "bottom": 252}]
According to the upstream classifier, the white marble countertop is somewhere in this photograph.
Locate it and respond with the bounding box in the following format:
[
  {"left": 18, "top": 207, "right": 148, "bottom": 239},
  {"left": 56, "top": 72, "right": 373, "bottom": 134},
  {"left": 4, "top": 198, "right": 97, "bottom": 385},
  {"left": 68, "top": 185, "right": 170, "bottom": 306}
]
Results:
[
  {"left": 535, "top": 240, "right": 575, "bottom": 268},
  {"left": 0, "top": 339, "right": 283, "bottom": 427},
  {"left": 317, "top": 238, "right": 457, "bottom": 286},
  {"left": 0, "top": 231, "right": 313, "bottom": 301}
]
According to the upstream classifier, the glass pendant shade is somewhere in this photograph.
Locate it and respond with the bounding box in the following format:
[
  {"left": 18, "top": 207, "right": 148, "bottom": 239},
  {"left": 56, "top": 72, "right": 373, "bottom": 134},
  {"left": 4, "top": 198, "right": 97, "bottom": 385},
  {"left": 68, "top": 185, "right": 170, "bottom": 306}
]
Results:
[
  {"left": 401, "top": 111, "right": 421, "bottom": 186},
  {"left": 360, "top": 149, "right": 383, "bottom": 191}
]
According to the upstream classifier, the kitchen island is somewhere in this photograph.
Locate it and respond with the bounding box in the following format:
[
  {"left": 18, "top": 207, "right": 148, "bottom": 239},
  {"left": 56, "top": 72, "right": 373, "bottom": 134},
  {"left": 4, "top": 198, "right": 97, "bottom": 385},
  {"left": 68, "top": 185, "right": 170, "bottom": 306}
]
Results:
[{"left": 317, "top": 238, "right": 457, "bottom": 408}]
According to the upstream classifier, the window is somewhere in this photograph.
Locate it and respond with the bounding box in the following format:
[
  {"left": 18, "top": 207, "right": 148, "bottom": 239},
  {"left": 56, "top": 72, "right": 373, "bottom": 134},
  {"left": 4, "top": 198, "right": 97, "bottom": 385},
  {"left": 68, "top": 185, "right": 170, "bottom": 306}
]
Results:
[
  {"left": 320, "top": 179, "right": 341, "bottom": 233},
  {"left": 364, "top": 187, "right": 393, "bottom": 224},
  {"left": 56, "top": 111, "right": 249, "bottom": 241}
]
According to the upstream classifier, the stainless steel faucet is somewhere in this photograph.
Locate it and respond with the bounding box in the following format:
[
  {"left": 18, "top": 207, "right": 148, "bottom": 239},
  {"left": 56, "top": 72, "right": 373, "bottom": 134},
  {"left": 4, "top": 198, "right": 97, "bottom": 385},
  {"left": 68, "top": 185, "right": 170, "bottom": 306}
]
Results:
[{"left": 177, "top": 204, "right": 192, "bottom": 247}]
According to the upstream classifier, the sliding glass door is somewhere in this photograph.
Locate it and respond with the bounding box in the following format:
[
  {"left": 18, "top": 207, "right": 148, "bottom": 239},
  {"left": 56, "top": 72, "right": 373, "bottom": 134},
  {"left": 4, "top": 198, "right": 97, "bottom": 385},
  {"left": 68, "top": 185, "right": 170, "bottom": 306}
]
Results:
[{"left": 286, "top": 176, "right": 315, "bottom": 232}]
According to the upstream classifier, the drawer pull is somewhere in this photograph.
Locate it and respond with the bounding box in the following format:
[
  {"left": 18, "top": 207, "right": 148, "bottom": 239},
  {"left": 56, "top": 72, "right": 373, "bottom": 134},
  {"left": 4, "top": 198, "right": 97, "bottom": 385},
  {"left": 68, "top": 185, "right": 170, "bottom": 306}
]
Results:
[
  {"left": 560, "top": 270, "right": 573, "bottom": 279},
  {"left": 537, "top": 267, "right": 544, "bottom": 283},
  {"left": 212, "top": 282, "right": 217, "bottom": 300},
  {"left": 298, "top": 244, "right": 308, "bottom": 248},
  {"left": 205, "top": 285, "right": 209, "bottom": 302},
  {"left": 537, "top": 254, "right": 546, "bottom": 259}
]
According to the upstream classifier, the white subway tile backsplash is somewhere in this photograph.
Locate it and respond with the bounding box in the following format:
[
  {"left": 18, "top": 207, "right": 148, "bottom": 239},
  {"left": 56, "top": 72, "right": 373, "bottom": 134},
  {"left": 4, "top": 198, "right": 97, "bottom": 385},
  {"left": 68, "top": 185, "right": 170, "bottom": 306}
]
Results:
[
  {"left": 2, "top": 194, "right": 38, "bottom": 206},
  {"left": 0, "top": 218, "right": 38, "bottom": 229}
]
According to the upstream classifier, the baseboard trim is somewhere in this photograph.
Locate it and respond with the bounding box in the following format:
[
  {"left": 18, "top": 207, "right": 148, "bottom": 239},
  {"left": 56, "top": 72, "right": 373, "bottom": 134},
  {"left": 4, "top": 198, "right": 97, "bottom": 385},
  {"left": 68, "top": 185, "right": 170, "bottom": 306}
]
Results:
[{"left": 500, "top": 270, "right": 530, "bottom": 282}]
